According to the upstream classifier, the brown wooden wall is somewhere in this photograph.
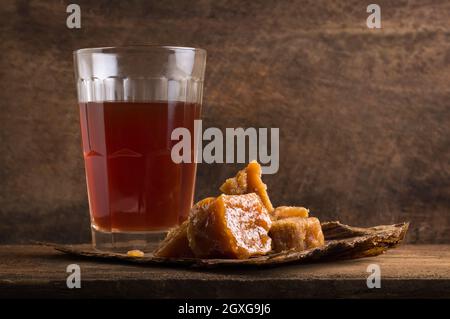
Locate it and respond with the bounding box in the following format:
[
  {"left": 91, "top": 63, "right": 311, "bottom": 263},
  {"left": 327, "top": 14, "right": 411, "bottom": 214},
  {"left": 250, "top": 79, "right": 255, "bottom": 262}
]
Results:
[{"left": 1, "top": 0, "right": 449, "bottom": 243}]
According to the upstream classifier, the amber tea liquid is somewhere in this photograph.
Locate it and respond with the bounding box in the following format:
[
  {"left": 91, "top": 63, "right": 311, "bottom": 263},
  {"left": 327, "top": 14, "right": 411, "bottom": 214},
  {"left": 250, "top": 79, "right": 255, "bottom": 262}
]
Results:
[{"left": 79, "top": 101, "right": 200, "bottom": 232}]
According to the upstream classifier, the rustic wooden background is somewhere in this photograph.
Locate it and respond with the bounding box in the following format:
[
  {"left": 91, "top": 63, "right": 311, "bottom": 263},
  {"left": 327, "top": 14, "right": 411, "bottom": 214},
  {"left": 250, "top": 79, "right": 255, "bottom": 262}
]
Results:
[{"left": 0, "top": 0, "right": 449, "bottom": 244}]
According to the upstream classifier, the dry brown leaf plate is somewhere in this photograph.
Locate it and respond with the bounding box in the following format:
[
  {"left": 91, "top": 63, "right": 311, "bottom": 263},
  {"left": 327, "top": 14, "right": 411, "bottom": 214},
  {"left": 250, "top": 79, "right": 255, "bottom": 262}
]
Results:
[{"left": 43, "top": 221, "right": 409, "bottom": 268}]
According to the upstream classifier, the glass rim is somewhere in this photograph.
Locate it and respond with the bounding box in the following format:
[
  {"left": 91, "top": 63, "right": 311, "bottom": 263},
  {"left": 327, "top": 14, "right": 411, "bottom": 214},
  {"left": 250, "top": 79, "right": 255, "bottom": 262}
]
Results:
[{"left": 73, "top": 45, "right": 206, "bottom": 56}]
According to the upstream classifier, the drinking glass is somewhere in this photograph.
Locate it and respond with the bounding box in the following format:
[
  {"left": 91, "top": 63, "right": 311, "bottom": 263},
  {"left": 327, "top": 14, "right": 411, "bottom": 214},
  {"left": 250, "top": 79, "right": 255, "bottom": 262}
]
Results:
[{"left": 73, "top": 46, "right": 206, "bottom": 252}]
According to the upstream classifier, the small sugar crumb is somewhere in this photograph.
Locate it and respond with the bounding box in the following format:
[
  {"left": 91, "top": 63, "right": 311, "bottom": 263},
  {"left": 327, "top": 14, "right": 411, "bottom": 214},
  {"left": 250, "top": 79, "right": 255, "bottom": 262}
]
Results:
[{"left": 127, "top": 249, "right": 144, "bottom": 257}]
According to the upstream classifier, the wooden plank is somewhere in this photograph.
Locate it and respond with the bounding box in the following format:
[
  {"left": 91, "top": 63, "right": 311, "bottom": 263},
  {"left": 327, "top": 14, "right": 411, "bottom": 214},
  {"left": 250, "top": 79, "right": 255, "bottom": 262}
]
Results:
[{"left": 0, "top": 245, "right": 448, "bottom": 298}]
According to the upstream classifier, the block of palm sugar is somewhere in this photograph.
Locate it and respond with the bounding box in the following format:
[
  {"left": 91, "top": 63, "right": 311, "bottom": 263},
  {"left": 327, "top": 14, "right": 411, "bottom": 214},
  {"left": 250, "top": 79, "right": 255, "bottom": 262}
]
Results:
[
  {"left": 153, "top": 197, "right": 215, "bottom": 258},
  {"left": 219, "top": 161, "right": 274, "bottom": 212},
  {"left": 273, "top": 206, "right": 309, "bottom": 220},
  {"left": 187, "top": 193, "right": 272, "bottom": 259},
  {"left": 153, "top": 220, "right": 193, "bottom": 258},
  {"left": 269, "top": 217, "right": 324, "bottom": 253}
]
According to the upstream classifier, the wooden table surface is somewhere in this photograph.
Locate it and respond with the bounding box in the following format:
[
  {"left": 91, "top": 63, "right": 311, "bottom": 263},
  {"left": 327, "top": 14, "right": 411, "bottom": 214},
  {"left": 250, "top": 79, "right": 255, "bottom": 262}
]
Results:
[{"left": 0, "top": 245, "right": 449, "bottom": 299}]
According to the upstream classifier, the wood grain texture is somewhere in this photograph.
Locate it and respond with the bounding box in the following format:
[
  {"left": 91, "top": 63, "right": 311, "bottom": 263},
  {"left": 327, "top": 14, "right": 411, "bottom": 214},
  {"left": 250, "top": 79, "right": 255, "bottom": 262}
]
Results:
[
  {"left": 0, "top": 0, "right": 449, "bottom": 243},
  {"left": 0, "top": 245, "right": 449, "bottom": 298}
]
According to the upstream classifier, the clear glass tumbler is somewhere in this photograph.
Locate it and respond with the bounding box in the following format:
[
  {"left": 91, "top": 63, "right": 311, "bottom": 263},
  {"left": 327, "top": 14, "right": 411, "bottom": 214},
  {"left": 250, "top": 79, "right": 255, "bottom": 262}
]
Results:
[{"left": 73, "top": 46, "right": 206, "bottom": 252}]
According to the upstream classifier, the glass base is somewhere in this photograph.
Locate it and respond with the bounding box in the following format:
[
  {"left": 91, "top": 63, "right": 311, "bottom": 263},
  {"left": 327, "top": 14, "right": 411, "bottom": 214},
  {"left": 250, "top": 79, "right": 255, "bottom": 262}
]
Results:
[{"left": 91, "top": 226, "right": 167, "bottom": 253}]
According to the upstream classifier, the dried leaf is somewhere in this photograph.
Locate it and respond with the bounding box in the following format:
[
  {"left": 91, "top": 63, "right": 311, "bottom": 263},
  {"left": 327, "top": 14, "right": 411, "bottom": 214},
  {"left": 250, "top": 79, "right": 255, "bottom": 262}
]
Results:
[{"left": 40, "top": 221, "right": 409, "bottom": 268}]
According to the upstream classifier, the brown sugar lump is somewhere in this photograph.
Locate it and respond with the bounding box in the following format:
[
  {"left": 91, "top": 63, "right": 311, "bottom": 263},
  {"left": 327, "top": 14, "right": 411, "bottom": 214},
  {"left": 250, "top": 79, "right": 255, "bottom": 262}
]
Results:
[
  {"left": 154, "top": 197, "right": 215, "bottom": 258},
  {"left": 269, "top": 217, "right": 324, "bottom": 253},
  {"left": 187, "top": 193, "right": 272, "bottom": 259},
  {"left": 270, "top": 218, "right": 306, "bottom": 252},
  {"left": 153, "top": 220, "right": 193, "bottom": 258},
  {"left": 220, "top": 161, "right": 274, "bottom": 213},
  {"left": 273, "top": 206, "right": 309, "bottom": 220},
  {"left": 303, "top": 217, "right": 325, "bottom": 249}
]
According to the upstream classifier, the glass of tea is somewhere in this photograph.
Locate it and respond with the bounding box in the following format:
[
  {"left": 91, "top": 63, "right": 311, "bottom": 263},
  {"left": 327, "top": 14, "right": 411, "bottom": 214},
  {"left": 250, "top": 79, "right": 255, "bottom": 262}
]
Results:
[{"left": 73, "top": 46, "right": 206, "bottom": 252}]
